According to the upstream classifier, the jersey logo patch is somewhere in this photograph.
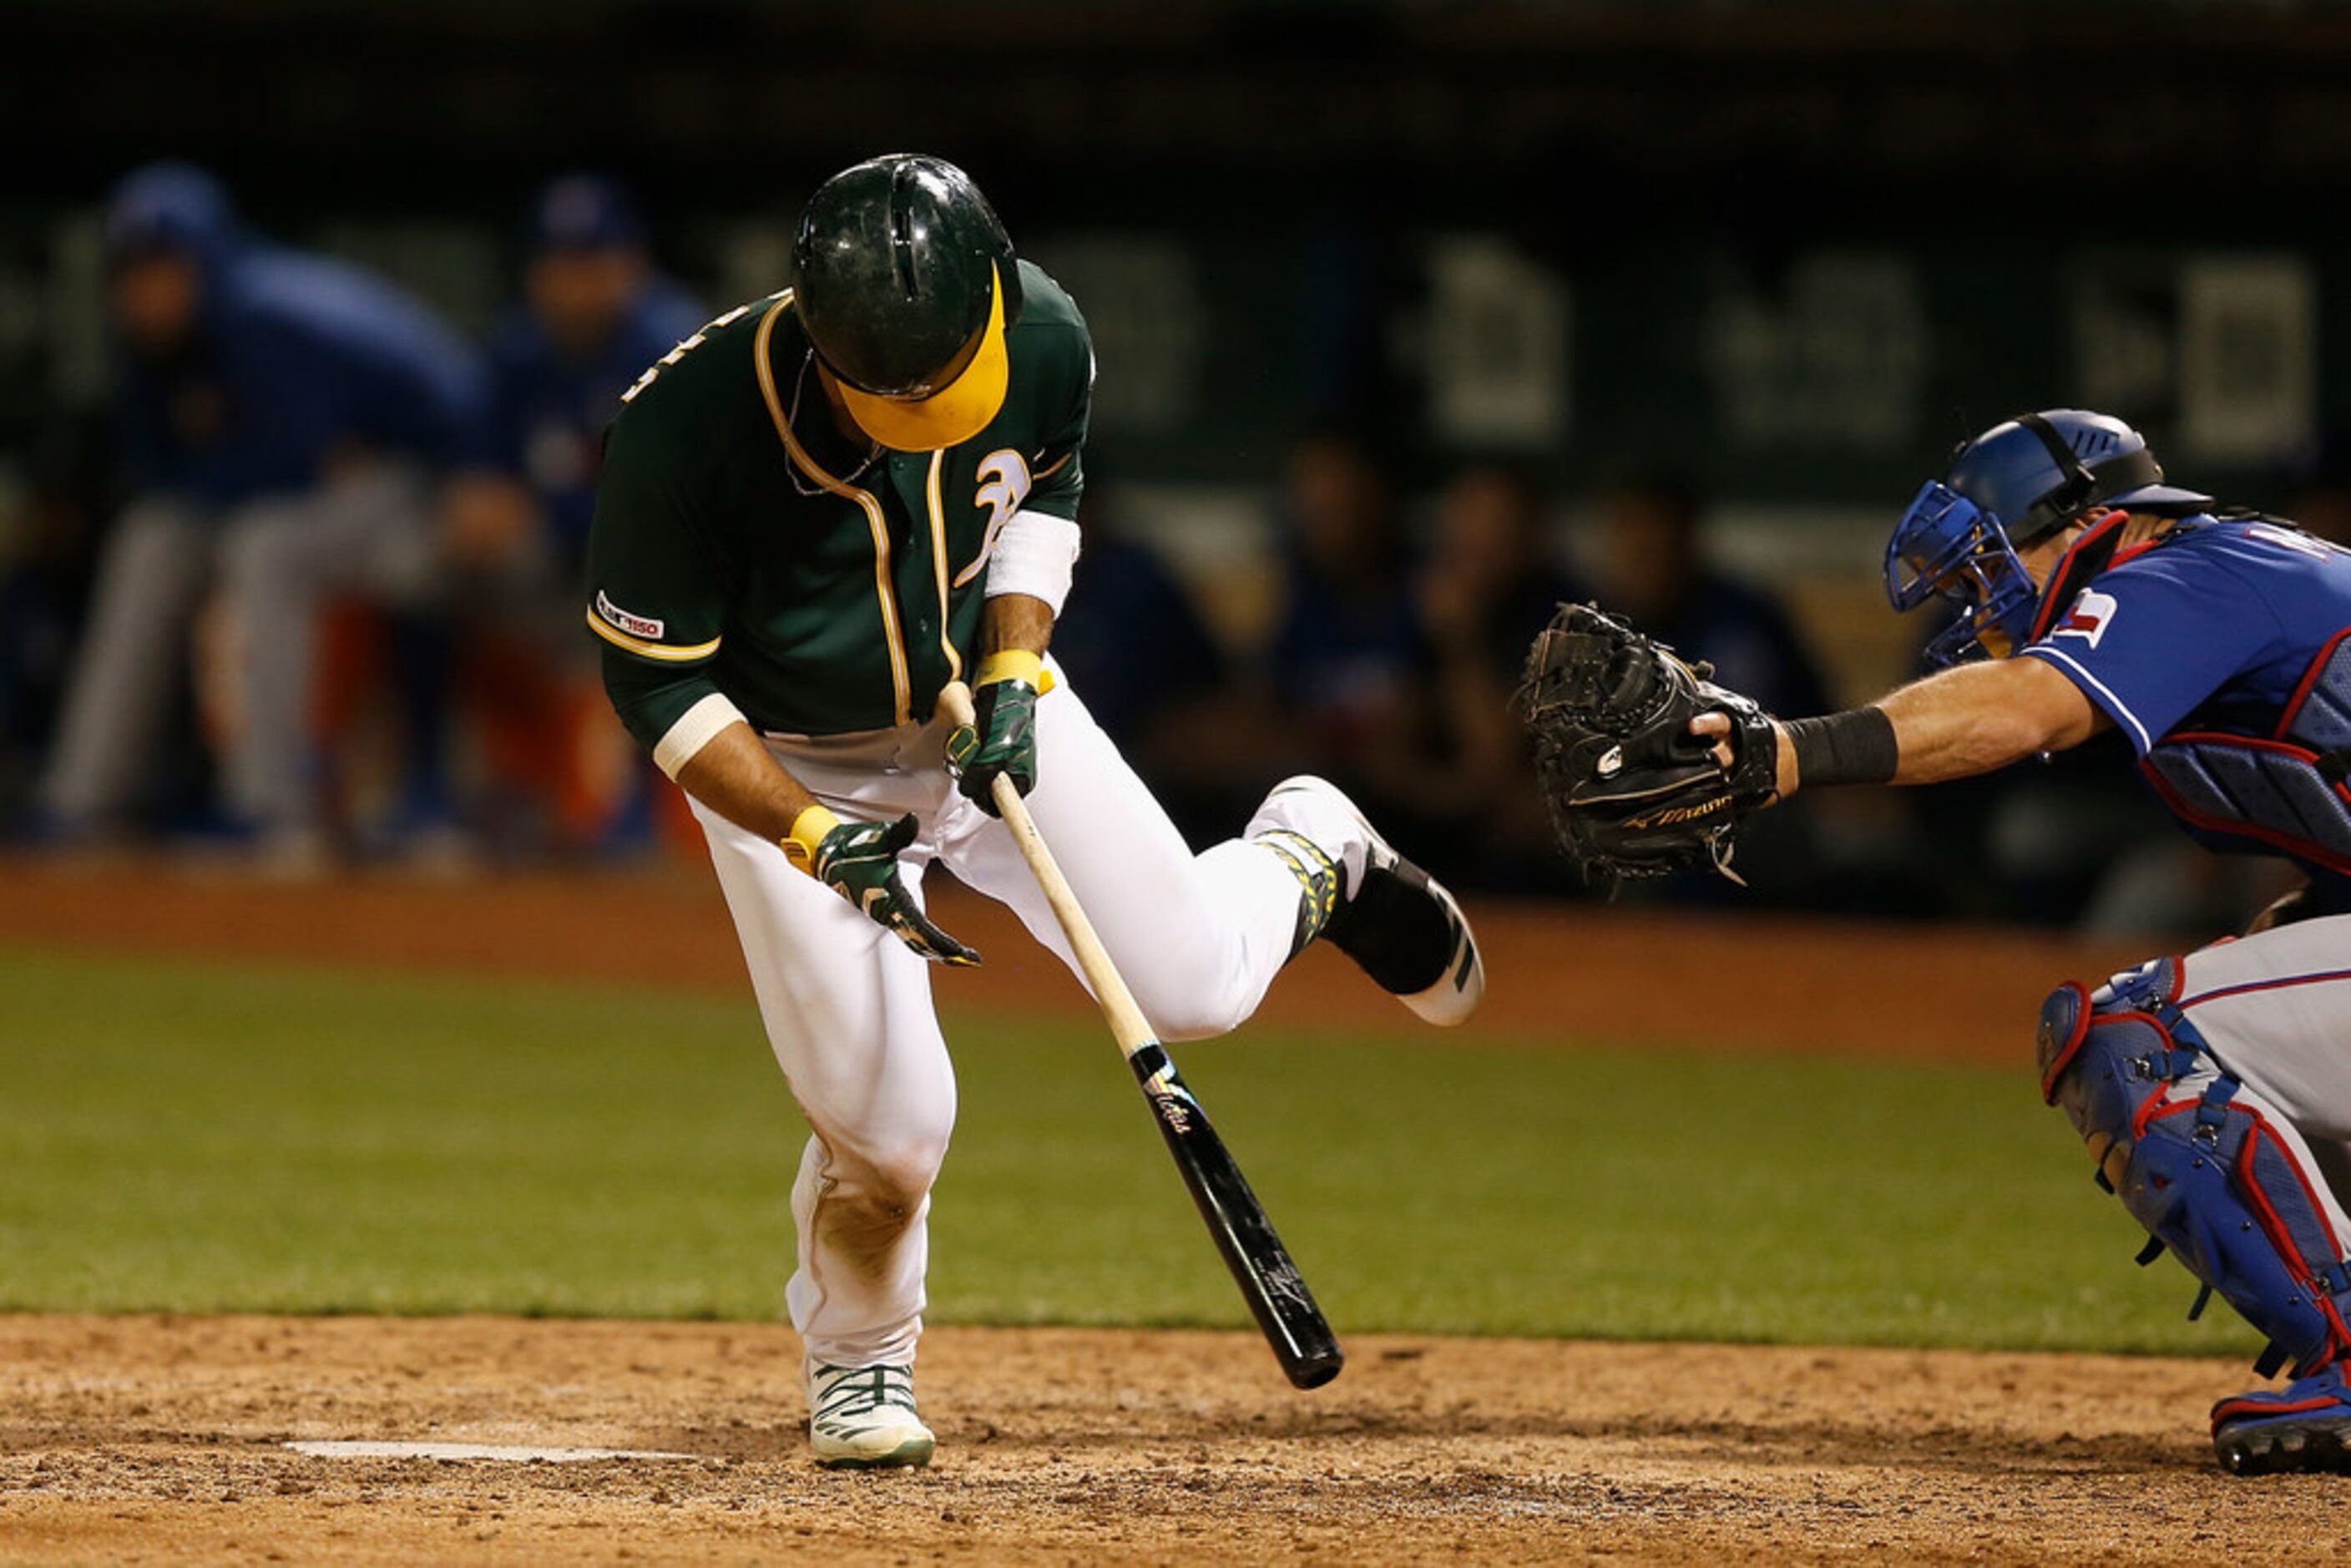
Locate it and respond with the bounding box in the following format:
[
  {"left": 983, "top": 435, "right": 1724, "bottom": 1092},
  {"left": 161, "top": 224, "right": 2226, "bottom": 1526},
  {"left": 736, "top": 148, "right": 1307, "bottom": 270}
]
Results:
[
  {"left": 953, "top": 449, "right": 1034, "bottom": 589},
  {"left": 2052, "top": 588, "right": 2118, "bottom": 650},
  {"left": 595, "top": 589, "right": 665, "bottom": 641}
]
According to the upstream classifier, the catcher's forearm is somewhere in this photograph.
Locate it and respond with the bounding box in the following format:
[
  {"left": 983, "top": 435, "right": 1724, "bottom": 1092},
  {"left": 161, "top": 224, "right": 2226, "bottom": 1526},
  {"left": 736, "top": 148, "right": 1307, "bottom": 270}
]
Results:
[{"left": 1868, "top": 657, "right": 2104, "bottom": 787}]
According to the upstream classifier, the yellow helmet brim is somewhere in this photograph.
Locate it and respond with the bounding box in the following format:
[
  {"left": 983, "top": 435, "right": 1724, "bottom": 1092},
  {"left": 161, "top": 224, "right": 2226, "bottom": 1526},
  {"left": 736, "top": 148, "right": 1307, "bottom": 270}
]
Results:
[{"left": 833, "top": 263, "right": 1010, "bottom": 453}]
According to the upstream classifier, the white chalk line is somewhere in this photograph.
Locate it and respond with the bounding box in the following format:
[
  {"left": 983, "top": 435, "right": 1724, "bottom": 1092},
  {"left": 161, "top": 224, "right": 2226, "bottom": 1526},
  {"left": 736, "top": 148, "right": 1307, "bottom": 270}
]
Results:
[{"left": 284, "top": 1440, "right": 697, "bottom": 1463}]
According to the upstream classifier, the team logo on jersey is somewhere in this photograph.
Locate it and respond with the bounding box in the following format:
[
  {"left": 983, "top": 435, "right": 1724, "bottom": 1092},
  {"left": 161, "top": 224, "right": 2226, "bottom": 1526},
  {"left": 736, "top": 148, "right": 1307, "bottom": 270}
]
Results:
[
  {"left": 594, "top": 589, "right": 665, "bottom": 641},
  {"left": 2051, "top": 588, "right": 2118, "bottom": 649},
  {"left": 952, "top": 449, "right": 1034, "bottom": 589}
]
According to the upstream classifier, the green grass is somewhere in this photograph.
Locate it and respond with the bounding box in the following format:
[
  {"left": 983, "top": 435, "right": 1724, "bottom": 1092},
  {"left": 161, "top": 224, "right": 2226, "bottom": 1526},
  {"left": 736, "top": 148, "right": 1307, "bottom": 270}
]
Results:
[{"left": 0, "top": 944, "right": 2252, "bottom": 1359}]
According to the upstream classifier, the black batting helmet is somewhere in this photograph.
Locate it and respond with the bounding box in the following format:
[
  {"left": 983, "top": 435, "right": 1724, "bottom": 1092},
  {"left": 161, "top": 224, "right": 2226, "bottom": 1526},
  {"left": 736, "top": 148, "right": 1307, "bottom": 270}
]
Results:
[{"left": 791, "top": 154, "right": 1024, "bottom": 452}]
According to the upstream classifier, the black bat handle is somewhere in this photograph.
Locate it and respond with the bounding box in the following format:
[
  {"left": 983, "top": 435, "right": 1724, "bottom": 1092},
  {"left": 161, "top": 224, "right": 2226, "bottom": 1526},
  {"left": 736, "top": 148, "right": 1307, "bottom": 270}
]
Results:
[{"left": 1129, "top": 1044, "right": 1344, "bottom": 1389}]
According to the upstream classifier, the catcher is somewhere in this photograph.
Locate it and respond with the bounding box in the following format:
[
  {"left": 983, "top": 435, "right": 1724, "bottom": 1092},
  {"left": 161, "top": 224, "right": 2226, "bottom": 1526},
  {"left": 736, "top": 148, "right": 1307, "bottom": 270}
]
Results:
[{"left": 1523, "top": 409, "right": 2351, "bottom": 1475}]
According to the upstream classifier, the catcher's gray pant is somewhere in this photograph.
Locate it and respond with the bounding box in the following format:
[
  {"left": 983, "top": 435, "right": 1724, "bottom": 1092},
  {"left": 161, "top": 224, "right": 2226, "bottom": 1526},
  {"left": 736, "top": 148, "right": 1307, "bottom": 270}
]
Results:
[
  {"left": 689, "top": 680, "right": 1355, "bottom": 1370},
  {"left": 2156, "top": 918, "right": 2351, "bottom": 1221},
  {"left": 39, "top": 471, "right": 434, "bottom": 834}
]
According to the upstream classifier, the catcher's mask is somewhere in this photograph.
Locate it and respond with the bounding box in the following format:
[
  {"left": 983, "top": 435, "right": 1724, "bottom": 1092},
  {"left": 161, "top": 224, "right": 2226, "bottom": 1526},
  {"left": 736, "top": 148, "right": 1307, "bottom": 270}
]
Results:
[
  {"left": 791, "top": 154, "right": 1024, "bottom": 453},
  {"left": 1885, "top": 409, "right": 2207, "bottom": 666}
]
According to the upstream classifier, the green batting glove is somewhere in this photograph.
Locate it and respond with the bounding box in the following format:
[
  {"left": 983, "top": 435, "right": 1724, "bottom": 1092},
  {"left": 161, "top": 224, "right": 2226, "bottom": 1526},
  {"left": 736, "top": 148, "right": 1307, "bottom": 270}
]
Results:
[
  {"left": 788, "top": 807, "right": 981, "bottom": 967},
  {"left": 947, "top": 651, "right": 1041, "bottom": 817}
]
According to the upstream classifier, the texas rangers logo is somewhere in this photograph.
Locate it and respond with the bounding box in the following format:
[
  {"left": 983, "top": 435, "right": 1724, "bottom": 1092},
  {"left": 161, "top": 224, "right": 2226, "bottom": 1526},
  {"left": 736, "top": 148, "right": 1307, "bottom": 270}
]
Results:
[
  {"left": 952, "top": 449, "right": 1033, "bottom": 589},
  {"left": 2051, "top": 588, "right": 2118, "bottom": 650}
]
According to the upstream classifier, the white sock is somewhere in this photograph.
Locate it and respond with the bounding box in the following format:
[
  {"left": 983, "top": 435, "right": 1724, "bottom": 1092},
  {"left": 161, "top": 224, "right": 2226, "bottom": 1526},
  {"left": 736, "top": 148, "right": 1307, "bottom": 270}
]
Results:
[{"left": 1245, "top": 779, "right": 1373, "bottom": 896}]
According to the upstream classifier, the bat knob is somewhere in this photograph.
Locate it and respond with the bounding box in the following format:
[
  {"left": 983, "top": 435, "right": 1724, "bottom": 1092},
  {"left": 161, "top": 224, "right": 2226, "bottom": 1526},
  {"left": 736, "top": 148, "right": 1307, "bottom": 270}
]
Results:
[{"left": 937, "top": 680, "right": 977, "bottom": 731}]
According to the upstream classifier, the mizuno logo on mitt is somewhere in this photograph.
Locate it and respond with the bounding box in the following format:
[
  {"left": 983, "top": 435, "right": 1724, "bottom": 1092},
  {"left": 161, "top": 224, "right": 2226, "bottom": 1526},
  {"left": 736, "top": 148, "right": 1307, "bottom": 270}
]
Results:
[{"left": 1628, "top": 799, "right": 1731, "bottom": 830}]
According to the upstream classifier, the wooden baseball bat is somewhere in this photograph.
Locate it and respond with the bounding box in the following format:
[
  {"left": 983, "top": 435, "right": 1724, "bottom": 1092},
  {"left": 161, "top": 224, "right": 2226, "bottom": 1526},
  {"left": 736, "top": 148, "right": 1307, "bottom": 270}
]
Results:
[{"left": 938, "top": 681, "right": 1343, "bottom": 1389}]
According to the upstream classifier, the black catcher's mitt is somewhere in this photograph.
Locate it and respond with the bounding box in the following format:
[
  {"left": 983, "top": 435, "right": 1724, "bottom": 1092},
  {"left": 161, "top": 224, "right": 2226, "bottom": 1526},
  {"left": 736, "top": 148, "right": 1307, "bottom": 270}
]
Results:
[{"left": 1515, "top": 603, "right": 1780, "bottom": 886}]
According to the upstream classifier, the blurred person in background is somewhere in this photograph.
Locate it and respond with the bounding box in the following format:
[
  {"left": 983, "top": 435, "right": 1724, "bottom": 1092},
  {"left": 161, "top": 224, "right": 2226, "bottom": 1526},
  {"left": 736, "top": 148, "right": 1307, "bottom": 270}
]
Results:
[
  {"left": 33, "top": 164, "right": 483, "bottom": 864},
  {"left": 426, "top": 175, "right": 705, "bottom": 855},
  {"left": 0, "top": 415, "right": 119, "bottom": 820},
  {"left": 447, "top": 176, "right": 705, "bottom": 582},
  {"left": 1365, "top": 464, "right": 1585, "bottom": 891},
  {"left": 1043, "top": 482, "right": 1242, "bottom": 845},
  {"left": 2288, "top": 441, "right": 2351, "bottom": 549},
  {"left": 1595, "top": 470, "right": 1830, "bottom": 719},
  {"left": 1265, "top": 430, "right": 1421, "bottom": 784},
  {"left": 1594, "top": 469, "right": 1830, "bottom": 901}
]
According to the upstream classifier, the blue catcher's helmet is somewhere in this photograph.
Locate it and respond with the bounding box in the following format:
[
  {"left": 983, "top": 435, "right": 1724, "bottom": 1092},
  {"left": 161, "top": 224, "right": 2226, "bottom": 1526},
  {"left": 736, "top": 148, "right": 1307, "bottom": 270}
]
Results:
[{"left": 1885, "top": 409, "right": 2212, "bottom": 665}]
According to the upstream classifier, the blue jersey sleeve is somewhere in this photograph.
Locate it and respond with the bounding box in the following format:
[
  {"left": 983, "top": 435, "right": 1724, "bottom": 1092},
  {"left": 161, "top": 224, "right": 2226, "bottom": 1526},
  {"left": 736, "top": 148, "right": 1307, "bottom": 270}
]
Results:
[
  {"left": 337, "top": 302, "right": 488, "bottom": 468},
  {"left": 2020, "top": 547, "right": 2283, "bottom": 754}
]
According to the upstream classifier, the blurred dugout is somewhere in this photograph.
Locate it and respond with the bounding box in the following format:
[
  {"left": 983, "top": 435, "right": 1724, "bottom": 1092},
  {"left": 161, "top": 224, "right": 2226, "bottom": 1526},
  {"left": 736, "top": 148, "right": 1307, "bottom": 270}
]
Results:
[{"left": 26, "top": 167, "right": 701, "bottom": 866}]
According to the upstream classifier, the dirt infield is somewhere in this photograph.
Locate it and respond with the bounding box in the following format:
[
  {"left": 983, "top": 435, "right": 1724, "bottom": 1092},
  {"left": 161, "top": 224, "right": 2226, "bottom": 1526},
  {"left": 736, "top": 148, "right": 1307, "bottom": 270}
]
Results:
[
  {"left": 0, "top": 857, "right": 2154, "bottom": 1062},
  {"left": 0, "top": 1314, "right": 2334, "bottom": 1565},
  {"left": 4, "top": 866, "right": 2270, "bottom": 1560}
]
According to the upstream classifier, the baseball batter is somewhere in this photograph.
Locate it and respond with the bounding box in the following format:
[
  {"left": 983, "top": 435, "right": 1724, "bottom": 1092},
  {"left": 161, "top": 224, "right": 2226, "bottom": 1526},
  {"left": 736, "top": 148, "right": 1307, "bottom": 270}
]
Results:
[
  {"left": 585, "top": 155, "right": 1484, "bottom": 1469},
  {"left": 1526, "top": 408, "right": 2351, "bottom": 1476}
]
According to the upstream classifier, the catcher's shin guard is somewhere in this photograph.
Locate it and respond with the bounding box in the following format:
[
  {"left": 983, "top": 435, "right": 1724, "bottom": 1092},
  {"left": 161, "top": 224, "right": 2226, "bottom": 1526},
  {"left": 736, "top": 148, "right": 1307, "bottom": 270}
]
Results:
[{"left": 2038, "top": 964, "right": 2351, "bottom": 1380}]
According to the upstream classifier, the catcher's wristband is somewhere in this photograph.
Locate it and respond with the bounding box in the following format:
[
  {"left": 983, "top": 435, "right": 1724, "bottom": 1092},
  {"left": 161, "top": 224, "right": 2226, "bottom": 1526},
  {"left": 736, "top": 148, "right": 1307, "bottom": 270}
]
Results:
[
  {"left": 1783, "top": 707, "right": 1898, "bottom": 788},
  {"left": 974, "top": 648, "right": 1045, "bottom": 690},
  {"left": 782, "top": 803, "right": 842, "bottom": 872}
]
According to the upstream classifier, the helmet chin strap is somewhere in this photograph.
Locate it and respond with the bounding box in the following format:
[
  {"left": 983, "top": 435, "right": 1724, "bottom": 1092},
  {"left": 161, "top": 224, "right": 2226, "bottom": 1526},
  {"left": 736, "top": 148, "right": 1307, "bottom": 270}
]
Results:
[{"left": 2013, "top": 412, "right": 2101, "bottom": 542}]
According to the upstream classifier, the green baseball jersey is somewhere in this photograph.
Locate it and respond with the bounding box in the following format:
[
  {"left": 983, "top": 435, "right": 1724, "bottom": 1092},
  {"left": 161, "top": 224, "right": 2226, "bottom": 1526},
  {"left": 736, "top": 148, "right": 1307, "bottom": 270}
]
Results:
[{"left": 586, "top": 259, "right": 1091, "bottom": 751}]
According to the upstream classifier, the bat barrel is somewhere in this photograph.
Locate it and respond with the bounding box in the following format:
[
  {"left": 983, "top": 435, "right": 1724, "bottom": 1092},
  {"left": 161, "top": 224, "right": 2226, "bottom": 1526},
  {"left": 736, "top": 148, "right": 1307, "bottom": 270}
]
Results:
[
  {"left": 948, "top": 680, "right": 1344, "bottom": 1390},
  {"left": 1129, "top": 1045, "right": 1345, "bottom": 1390}
]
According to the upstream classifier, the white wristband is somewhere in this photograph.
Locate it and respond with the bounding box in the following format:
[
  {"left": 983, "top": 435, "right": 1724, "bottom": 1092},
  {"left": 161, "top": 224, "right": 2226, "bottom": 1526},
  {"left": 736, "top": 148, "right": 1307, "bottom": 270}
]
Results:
[
  {"left": 652, "top": 691, "right": 747, "bottom": 780},
  {"left": 981, "top": 509, "right": 1084, "bottom": 615}
]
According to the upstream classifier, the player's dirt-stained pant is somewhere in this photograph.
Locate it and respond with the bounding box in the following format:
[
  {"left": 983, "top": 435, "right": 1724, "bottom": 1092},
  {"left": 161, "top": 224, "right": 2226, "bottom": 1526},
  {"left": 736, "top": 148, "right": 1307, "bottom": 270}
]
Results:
[
  {"left": 2043, "top": 915, "right": 2351, "bottom": 1377},
  {"left": 690, "top": 680, "right": 1323, "bottom": 1370}
]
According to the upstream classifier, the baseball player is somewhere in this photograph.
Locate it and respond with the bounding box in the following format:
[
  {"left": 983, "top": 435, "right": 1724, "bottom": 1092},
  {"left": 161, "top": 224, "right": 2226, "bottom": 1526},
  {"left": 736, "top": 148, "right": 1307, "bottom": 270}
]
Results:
[
  {"left": 40, "top": 164, "right": 483, "bottom": 858},
  {"left": 431, "top": 175, "right": 708, "bottom": 849},
  {"left": 1524, "top": 408, "right": 2351, "bottom": 1475},
  {"left": 586, "top": 155, "right": 1485, "bottom": 1469}
]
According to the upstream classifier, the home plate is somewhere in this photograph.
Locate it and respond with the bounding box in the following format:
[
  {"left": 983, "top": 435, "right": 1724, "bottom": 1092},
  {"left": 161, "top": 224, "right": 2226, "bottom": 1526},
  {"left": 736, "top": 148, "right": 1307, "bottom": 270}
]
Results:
[{"left": 286, "top": 1440, "right": 695, "bottom": 1463}]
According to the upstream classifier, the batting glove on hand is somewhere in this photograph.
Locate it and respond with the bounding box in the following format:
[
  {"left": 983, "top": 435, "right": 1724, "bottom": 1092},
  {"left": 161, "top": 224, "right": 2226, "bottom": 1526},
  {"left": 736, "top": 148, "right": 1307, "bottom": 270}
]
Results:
[
  {"left": 946, "top": 651, "right": 1041, "bottom": 817},
  {"left": 791, "top": 808, "right": 981, "bottom": 967}
]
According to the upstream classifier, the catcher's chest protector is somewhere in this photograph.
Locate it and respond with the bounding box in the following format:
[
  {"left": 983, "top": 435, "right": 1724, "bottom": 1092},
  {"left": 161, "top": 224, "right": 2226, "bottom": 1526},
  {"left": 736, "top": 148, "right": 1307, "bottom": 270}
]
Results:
[{"left": 2143, "top": 635, "right": 2351, "bottom": 875}]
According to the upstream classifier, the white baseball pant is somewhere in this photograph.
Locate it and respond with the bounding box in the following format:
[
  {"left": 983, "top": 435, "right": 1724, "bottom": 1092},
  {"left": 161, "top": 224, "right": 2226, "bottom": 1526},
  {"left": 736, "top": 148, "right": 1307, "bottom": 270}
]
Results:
[{"left": 690, "top": 679, "right": 1352, "bottom": 1369}]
